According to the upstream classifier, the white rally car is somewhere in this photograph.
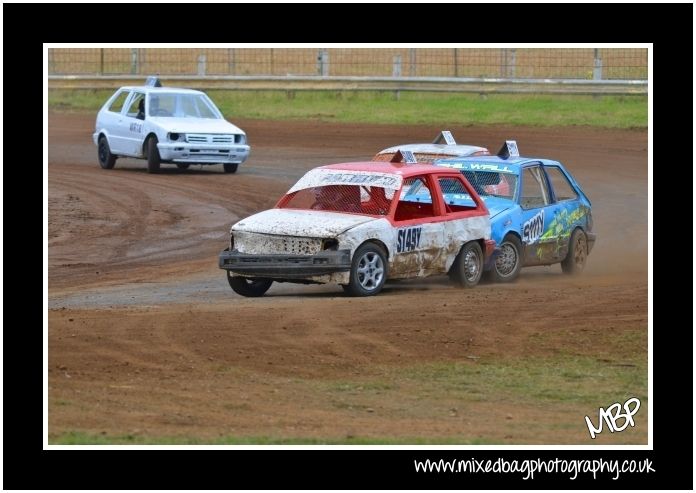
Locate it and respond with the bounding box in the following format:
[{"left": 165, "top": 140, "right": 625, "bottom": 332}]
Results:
[
  {"left": 373, "top": 130, "right": 490, "bottom": 163},
  {"left": 93, "top": 77, "right": 250, "bottom": 173},
  {"left": 219, "top": 161, "right": 495, "bottom": 297}
]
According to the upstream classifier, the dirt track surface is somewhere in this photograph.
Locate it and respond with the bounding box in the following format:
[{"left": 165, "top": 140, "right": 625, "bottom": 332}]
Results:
[{"left": 48, "top": 112, "right": 648, "bottom": 444}]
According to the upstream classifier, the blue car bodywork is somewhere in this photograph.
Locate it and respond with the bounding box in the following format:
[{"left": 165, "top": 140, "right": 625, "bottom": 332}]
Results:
[{"left": 434, "top": 149, "right": 596, "bottom": 281}]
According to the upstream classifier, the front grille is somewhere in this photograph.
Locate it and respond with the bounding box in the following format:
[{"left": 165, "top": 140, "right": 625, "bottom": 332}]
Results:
[
  {"left": 234, "top": 256, "right": 313, "bottom": 265},
  {"left": 234, "top": 232, "right": 323, "bottom": 255},
  {"left": 186, "top": 134, "right": 234, "bottom": 144}
]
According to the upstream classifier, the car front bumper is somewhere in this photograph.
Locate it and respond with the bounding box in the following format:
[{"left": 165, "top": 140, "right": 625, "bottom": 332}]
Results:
[
  {"left": 157, "top": 143, "right": 250, "bottom": 164},
  {"left": 219, "top": 248, "right": 352, "bottom": 278}
]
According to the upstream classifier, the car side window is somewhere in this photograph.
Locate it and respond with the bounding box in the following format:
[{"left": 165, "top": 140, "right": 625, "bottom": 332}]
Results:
[
  {"left": 520, "top": 165, "right": 550, "bottom": 209},
  {"left": 125, "top": 92, "right": 145, "bottom": 119},
  {"left": 107, "top": 90, "right": 130, "bottom": 114},
  {"left": 394, "top": 176, "right": 437, "bottom": 221},
  {"left": 545, "top": 166, "right": 579, "bottom": 202}
]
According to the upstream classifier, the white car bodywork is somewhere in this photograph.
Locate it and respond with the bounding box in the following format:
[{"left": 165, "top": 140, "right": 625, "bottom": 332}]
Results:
[
  {"left": 230, "top": 208, "right": 489, "bottom": 285},
  {"left": 219, "top": 164, "right": 492, "bottom": 294},
  {"left": 93, "top": 84, "right": 250, "bottom": 172},
  {"left": 375, "top": 143, "right": 490, "bottom": 161},
  {"left": 373, "top": 131, "right": 490, "bottom": 163}
]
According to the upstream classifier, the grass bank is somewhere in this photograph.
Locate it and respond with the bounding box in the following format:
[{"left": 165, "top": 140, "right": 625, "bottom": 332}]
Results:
[
  {"left": 48, "top": 90, "right": 647, "bottom": 128},
  {"left": 51, "top": 352, "right": 647, "bottom": 445}
]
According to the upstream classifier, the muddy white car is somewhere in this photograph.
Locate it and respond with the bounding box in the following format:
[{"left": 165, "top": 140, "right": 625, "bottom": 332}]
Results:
[
  {"left": 93, "top": 77, "right": 249, "bottom": 173},
  {"left": 373, "top": 130, "right": 490, "bottom": 164},
  {"left": 219, "top": 161, "right": 494, "bottom": 297}
]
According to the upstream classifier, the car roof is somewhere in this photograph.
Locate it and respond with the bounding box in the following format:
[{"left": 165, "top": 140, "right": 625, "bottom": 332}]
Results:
[
  {"left": 377, "top": 143, "right": 489, "bottom": 155},
  {"left": 318, "top": 161, "right": 465, "bottom": 178},
  {"left": 117, "top": 86, "right": 205, "bottom": 95},
  {"left": 435, "top": 155, "right": 561, "bottom": 172}
]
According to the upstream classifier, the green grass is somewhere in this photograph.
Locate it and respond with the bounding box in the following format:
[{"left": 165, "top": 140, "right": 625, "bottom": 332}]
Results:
[
  {"left": 50, "top": 353, "right": 647, "bottom": 445},
  {"left": 48, "top": 89, "right": 647, "bottom": 128},
  {"left": 312, "top": 353, "right": 647, "bottom": 416},
  {"left": 395, "top": 355, "right": 647, "bottom": 406}
]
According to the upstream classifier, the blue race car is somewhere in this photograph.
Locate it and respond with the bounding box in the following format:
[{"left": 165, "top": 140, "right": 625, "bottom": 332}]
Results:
[{"left": 434, "top": 141, "right": 596, "bottom": 282}]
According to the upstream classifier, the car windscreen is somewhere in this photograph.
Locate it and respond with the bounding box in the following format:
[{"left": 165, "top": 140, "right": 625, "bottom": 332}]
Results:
[
  {"left": 280, "top": 185, "right": 393, "bottom": 216},
  {"left": 148, "top": 93, "right": 220, "bottom": 119},
  {"left": 279, "top": 169, "right": 402, "bottom": 216},
  {"left": 462, "top": 170, "right": 518, "bottom": 200}
]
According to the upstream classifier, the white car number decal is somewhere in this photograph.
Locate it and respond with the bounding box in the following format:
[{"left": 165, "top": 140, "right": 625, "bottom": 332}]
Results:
[{"left": 396, "top": 226, "right": 422, "bottom": 253}]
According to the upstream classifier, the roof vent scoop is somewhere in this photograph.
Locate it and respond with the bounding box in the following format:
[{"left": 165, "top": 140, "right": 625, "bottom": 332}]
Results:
[
  {"left": 497, "top": 140, "right": 519, "bottom": 159},
  {"left": 145, "top": 76, "right": 162, "bottom": 87},
  {"left": 432, "top": 130, "right": 456, "bottom": 146}
]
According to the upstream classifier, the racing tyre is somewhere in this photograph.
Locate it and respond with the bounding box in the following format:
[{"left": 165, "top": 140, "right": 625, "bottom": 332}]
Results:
[
  {"left": 343, "top": 243, "right": 388, "bottom": 297},
  {"left": 449, "top": 241, "right": 483, "bottom": 288},
  {"left": 490, "top": 234, "right": 522, "bottom": 283},
  {"left": 223, "top": 163, "right": 239, "bottom": 174},
  {"left": 176, "top": 164, "right": 190, "bottom": 170},
  {"left": 146, "top": 136, "right": 161, "bottom": 173},
  {"left": 561, "top": 228, "right": 587, "bottom": 275},
  {"left": 97, "top": 136, "right": 116, "bottom": 169},
  {"left": 227, "top": 272, "right": 273, "bottom": 297}
]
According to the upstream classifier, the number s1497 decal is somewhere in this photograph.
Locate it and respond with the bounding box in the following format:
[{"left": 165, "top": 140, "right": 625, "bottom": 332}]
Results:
[{"left": 396, "top": 226, "right": 422, "bottom": 253}]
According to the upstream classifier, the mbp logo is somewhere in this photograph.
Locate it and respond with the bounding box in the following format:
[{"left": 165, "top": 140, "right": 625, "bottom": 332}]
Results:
[{"left": 584, "top": 397, "right": 641, "bottom": 439}]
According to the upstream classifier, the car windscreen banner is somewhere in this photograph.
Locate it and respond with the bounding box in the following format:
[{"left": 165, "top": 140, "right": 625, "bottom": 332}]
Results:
[{"left": 288, "top": 169, "right": 403, "bottom": 193}]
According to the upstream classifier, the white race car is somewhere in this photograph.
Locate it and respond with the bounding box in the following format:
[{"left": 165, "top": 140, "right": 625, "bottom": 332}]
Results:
[
  {"left": 373, "top": 130, "right": 490, "bottom": 163},
  {"left": 93, "top": 77, "right": 250, "bottom": 173},
  {"left": 219, "top": 161, "right": 495, "bottom": 297}
]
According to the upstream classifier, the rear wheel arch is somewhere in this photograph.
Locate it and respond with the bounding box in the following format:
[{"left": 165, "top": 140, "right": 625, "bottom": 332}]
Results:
[
  {"left": 97, "top": 131, "right": 115, "bottom": 153},
  {"left": 97, "top": 133, "right": 117, "bottom": 169},
  {"left": 561, "top": 227, "right": 588, "bottom": 275},
  {"left": 448, "top": 240, "right": 483, "bottom": 288}
]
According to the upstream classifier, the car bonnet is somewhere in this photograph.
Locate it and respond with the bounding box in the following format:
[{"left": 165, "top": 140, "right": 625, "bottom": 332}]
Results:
[
  {"left": 232, "top": 209, "right": 378, "bottom": 237},
  {"left": 149, "top": 117, "right": 244, "bottom": 135},
  {"left": 482, "top": 196, "right": 516, "bottom": 219}
]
